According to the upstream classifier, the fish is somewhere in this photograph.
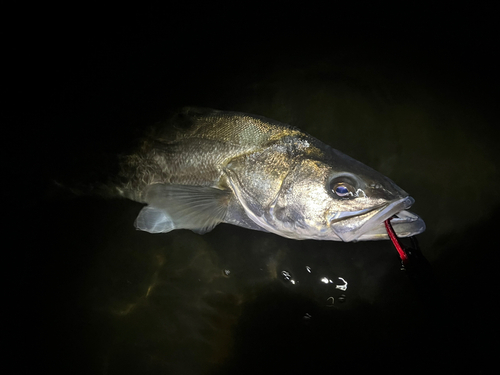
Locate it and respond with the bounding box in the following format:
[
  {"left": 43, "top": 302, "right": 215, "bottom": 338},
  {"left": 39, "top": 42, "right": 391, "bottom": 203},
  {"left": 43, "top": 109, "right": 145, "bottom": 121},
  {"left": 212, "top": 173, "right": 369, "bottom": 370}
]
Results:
[{"left": 115, "top": 107, "right": 425, "bottom": 242}]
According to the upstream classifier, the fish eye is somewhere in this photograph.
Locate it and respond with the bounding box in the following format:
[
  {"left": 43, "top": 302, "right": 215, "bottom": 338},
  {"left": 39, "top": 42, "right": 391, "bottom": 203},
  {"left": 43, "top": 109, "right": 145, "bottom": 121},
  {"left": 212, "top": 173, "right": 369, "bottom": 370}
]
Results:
[
  {"left": 329, "top": 175, "right": 358, "bottom": 198},
  {"left": 334, "top": 184, "right": 350, "bottom": 197},
  {"left": 332, "top": 183, "right": 354, "bottom": 197}
]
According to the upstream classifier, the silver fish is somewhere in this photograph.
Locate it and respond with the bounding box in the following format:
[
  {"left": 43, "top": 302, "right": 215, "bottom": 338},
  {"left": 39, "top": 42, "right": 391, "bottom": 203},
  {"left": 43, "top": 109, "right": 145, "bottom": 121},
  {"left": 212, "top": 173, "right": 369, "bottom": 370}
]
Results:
[{"left": 116, "top": 108, "right": 425, "bottom": 242}]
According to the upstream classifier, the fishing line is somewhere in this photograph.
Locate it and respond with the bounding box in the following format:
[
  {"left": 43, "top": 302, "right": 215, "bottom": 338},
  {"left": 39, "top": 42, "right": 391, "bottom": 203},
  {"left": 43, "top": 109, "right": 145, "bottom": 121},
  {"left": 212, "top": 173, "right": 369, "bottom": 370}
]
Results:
[
  {"left": 385, "top": 217, "right": 438, "bottom": 302},
  {"left": 384, "top": 218, "right": 409, "bottom": 266}
]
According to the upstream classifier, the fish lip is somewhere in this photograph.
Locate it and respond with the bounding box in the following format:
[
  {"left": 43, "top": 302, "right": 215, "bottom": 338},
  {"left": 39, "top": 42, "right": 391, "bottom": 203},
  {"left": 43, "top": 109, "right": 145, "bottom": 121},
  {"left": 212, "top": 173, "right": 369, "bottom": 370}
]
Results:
[
  {"left": 332, "top": 196, "right": 420, "bottom": 242},
  {"left": 375, "top": 209, "right": 426, "bottom": 239}
]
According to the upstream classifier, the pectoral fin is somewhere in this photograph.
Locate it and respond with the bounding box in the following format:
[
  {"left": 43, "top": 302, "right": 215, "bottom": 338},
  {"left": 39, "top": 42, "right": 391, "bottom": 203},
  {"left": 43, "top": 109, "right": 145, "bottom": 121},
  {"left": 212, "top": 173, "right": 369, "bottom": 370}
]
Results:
[{"left": 135, "top": 184, "right": 231, "bottom": 234}]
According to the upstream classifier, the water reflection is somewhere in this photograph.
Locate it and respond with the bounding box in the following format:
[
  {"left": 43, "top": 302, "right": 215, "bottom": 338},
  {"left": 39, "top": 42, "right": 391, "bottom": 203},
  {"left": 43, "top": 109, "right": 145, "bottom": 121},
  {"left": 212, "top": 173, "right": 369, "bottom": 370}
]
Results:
[
  {"left": 57, "top": 196, "right": 441, "bottom": 375},
  {"left": 73, "top": 209, "right": 379, "bottom": 374},
  {"left": 33, "top": 30, "right": 497, "bottom": 374},
  {"left": 280, "top": 266, "right": 349, "bottom": 308}
]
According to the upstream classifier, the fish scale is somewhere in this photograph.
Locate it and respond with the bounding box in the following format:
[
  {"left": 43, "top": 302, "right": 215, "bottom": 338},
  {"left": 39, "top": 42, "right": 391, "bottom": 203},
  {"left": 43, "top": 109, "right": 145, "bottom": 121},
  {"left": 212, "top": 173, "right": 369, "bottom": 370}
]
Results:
[{"left": 115, "top": 107, "right": 425, "bottom": 242}]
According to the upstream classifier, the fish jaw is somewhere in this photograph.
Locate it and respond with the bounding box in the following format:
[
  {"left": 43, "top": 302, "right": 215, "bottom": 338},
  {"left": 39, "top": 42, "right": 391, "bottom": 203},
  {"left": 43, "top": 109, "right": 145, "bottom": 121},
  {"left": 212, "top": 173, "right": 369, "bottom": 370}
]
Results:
[
  {"left": 329, "top": 196, "right": 425, "bottom": 242},
  {"left": 370, "top": 210, "right": 426, "bottom": 239}
]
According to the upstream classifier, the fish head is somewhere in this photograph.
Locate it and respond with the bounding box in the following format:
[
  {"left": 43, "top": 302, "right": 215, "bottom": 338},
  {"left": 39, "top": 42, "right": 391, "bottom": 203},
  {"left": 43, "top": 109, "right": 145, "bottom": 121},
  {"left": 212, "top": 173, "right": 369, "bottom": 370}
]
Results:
[{"left": 269, "top": 147, "right": 425, "bottom": 242}]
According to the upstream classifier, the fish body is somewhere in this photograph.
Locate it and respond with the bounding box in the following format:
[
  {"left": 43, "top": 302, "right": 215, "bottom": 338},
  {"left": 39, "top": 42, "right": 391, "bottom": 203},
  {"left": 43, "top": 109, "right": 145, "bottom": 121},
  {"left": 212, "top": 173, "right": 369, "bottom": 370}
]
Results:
[{"left": 117, "top": 108, "right": 425, "bottom": 242}]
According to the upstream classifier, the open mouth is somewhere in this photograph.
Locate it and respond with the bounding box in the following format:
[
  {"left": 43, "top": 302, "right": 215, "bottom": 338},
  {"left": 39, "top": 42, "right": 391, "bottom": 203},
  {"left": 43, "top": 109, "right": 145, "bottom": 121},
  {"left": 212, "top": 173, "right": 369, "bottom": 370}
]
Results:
[{"left": 331, "top": 196, "right": 426, "bottom": 242}]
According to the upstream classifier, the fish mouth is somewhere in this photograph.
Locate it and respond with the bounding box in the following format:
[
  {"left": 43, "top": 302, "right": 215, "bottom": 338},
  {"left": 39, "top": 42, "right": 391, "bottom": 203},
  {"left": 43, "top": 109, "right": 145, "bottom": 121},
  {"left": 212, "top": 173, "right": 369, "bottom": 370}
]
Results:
[{"left": 331, "top": 196, "right": 426, "bottom": 242}]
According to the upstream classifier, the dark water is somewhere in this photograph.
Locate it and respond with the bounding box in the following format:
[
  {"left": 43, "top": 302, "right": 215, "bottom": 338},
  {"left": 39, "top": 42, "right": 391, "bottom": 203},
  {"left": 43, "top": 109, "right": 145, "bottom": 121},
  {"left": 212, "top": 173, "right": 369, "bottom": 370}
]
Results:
[{"left": 7, "top": 6, "right": 498, "bottom": 374}]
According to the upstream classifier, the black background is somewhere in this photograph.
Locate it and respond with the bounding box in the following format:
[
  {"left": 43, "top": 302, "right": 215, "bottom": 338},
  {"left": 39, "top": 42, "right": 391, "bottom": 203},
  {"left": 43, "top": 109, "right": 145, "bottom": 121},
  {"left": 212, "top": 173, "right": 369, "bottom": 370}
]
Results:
[{"left": 5, "top": 4, "right": 498, "bottom": 374}]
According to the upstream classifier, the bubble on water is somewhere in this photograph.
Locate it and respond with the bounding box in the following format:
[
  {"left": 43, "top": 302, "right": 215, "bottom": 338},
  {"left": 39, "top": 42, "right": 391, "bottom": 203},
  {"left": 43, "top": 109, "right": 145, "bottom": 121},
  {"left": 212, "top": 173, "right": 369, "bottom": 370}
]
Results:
[
  {"left": 337, "top": 294, "right": 347, "bottom": 303},
  {"left": 326, "top": 296, "right": 335, "bottom": 307},
  {"left": 281, "top": 270, "right": 296, "bottom": 284},
  {"left": 335, "top": 277, "right": 348, "bottom": 291}
]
